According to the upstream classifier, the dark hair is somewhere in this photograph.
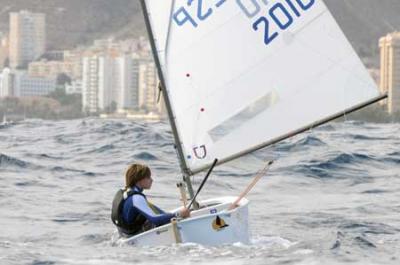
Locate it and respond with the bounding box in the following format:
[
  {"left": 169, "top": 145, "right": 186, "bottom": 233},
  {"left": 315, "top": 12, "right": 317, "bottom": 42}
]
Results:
[{"left": 125, "top": 164, "right": 151, "bottom": 188}]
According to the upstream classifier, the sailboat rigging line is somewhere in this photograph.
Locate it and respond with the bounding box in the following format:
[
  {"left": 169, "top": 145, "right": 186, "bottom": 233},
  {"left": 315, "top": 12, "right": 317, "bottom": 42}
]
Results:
[
  {"left": 228, "top": 160, "right": 274, "bottom": 211},
  {"left": 190, "top": 93, "right": 388, "bottom": 175},
  {"left": 139, "top": 1, "right": 191, "bottom": 177},
  {"left": 188, "top": 158, "right": 219, "bottom": 210}
]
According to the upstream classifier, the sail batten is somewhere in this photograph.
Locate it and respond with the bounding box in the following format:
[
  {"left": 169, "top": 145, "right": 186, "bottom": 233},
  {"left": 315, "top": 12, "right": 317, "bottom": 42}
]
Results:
[{"left": 142, "top": 0, "right": 384, "bottom": 175}]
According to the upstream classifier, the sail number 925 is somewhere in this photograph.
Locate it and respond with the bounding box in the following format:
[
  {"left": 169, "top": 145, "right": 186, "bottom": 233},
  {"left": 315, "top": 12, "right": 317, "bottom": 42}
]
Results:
[{"left": 172, "top": 0, "right": 316, "bottom": 46}]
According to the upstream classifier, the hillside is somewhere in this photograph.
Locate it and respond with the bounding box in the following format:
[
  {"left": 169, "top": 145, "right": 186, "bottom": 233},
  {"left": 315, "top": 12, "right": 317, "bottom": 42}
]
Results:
[
  {"left": 0, "top": 0, "right": 145, "bottom": 50},
  {"left": 325, "top": 0, "right": 400, "bottom": 53},
  {"left": 0, "top": 0, "right": 399, "bottom": 54}
]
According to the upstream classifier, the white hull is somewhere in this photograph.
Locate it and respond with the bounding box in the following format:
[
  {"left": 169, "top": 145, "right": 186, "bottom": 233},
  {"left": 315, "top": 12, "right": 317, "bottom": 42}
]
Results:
[{"left": 118, "top": 196, "right": 249, "bottom": 246}]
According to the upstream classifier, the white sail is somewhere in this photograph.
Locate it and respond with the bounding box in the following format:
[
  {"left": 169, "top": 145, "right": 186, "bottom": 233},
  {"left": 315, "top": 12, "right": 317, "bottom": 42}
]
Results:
[{"left": 142, "top": 0, "right": 383, "bottom": 174}]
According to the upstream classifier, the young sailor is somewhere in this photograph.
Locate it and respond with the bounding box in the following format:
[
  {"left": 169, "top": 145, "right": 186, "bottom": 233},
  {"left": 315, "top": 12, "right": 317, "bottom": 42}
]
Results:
[{"left": 112, "top": 163, "right": 190, "bottom": 236}]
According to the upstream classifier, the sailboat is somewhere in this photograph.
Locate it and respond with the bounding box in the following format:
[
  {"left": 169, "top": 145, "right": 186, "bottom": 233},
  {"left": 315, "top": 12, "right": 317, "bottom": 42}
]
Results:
[
  {"left": 0, "top": 114, "right": 13, "bottom": 128},
  {"left": 119, "top": 0, "right": 387, "bottom": 246}
]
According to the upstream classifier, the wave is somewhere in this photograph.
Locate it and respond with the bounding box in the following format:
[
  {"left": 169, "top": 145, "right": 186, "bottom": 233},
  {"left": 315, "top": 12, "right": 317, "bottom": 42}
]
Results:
[
  {"left": 84, "top": 144, "right": 115, "bottom": 154},
  {"left": 332, "top": 222, "right": 400, "bottom": 252},
  {"left": 339, "top": 222, "right": 399, "bottom": 235},
  {"left": 350, "top": 134, "right": 388, "bottom": 141},
  {"left": 295, "top": 135, "right": 326, "bottom": 147},
  {"left": 331, "top": 233, "right": 376, "bottom": 250},
  {"left": 49, "top": 166, "right": 98, "bottom": 177},
  {"left": 93, "top": 121, "right": 128, "bottom": 134},
  {"left": 79, "top": 233, "right": 111, "bottom": 245},
  {"left": 132, "top": 151, "right": 158, "bottom": 161},
  {"left": 274, "top": 135, "right": 326, "bottom": 152},
  {"left": 26, "top": 153, "right": 64, "bottom": 160},
  {"left": 311, "top": 153, "right": 374, "bottom": 168},
  {"left": 0, "top": 153, "right": 30, "bottom": 168},
  {"left": 31, "top": 260, "right": 56, "bottom": 265},
  {"left": 382, "top": 151, "right": 400, "bottom": 164},
  {"left": 288, "top": 152, "right": 376, "bottom": 179}
]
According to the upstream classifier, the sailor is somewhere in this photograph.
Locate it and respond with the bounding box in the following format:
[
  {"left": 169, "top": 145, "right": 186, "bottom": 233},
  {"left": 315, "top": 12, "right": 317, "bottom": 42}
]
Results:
[{"left": 112, "top": 163, "right": 190, "bottom": 236}]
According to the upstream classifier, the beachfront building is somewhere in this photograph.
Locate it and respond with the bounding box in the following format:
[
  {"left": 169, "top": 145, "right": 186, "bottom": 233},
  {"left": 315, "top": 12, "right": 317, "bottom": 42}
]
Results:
[
  {"left": 13, "top": 70, "right": 56, "bottom": 97},
  {"left": 0, "top": 33, "right": 8, "bottom": 69},
  {"left": 9, "top": 10, "right": 46, "bottom": 69},
  {"left": 82, "top": 53, "right": 146, "bottom": 114},
  {"left": 0, "top": 68, "right": 14, "bottom": 97},
  {"left": 82, "top": 55, "right": 114, "bottom": 113},
  {"left": 380, "top": 32, "right": 400, "bottom": 114},
  {"left": 114, "top": 54, "right": 141, "bottom": 112},
  {"left": 28, "top": 59, "right": 81, "bottom": 80},
  {"left": 138, "top": 59, "right": 162, "bottom": 114}
]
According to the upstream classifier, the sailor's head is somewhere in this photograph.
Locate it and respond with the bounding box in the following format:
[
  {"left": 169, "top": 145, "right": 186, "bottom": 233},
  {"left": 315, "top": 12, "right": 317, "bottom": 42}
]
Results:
[{"left": 125, "top": 163, "right": 153, "bottom": 189}]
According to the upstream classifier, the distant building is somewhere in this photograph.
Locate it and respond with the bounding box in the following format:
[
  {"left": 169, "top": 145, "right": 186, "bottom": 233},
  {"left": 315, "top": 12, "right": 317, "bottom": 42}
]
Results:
[
  {"left": 9, "top": 10, "right": 46, "bottom": 69},
  {"left": 0, "top": 33, "right": 9, "bottom": 69},
  {"left": 380, "top": 32, "right": 400, "bottom": 114},
  {"left": 65, "top": 80, "right": 82, "bottom": 95},
  {"left": 0, "top": 68, "right": 15, "bottom": 97},
  {"left": 81, "top": 38, "right": 164, "bottom": 115},
  {"left": 82, "top": 53, "right": 147, "bottom": 114},
  {"left": 63, "top": 49, "right": 84, "bottom": 79},
  {"left": 138, "top": 59, "right": 161, "bottom": 113},
  {"left": 41, "top": 50, "right": 64, "bottom": 61},
  {"left": 14, "top": 71, "right": 56, "bottom": 97},
  {"left": 28, "top": 59, "right": 81, "bottom": 80},
  {"left": 115, "top": 54, "right": 140, "bottom": 112},
  {"left": 82, "top": 55, "right": 114, "bottom": 113}
]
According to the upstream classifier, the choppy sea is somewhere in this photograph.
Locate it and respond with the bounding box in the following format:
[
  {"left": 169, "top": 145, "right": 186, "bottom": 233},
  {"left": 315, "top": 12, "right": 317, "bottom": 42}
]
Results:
[{"left": 0, "top": 118, "right": 399, "bottom": 265}]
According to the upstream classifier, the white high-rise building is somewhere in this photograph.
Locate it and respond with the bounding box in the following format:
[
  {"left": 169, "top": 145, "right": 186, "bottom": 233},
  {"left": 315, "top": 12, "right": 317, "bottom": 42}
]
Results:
[
  {"left": 81, "top": 50, "right": 165, "bottom": 115},
  {"left": 9, "top": 10, "right": 46, "bottom": 69},
  {"left": 82, "top": 55, "right": 115, "bottom": 113},
  {"left": 380, "top": 32, "right": 400, "bottom": 114},
  {"left": 138, "top": 59, "right": 160, "bottom": 113},
  {"left": 115, "top": 54, "right": 140, "bottom": 112},
  {"left": 0, "top": 33, "right": 8, "bottom": 69},
  {"left": 82, "top": 56, "right": 101, "bottom": 113},
  {"left": 0, "top": 68, "right": 15, "bottom": 97},
  {"left": 82, "top": 53, "right": 144, "bottom": 114}
]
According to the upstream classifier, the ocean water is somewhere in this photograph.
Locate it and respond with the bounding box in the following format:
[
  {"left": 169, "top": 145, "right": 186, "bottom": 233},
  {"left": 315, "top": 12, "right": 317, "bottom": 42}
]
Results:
[{"left": 0, "top": 118, "right": 399, "bottom": 265}]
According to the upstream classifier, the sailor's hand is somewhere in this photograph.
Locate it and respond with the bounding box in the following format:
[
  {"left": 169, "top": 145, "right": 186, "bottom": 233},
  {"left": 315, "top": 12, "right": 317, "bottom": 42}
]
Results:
[{"left": 179, "top": 207, "right": 191, "bottom": 218}]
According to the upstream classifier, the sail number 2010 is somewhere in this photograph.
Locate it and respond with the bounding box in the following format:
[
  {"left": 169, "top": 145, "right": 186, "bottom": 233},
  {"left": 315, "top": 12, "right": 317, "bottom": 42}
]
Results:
[
  {"left": 172, "top": 0, "right": 315, "bottom": 46},
  {"left": 250, "top": 0, "right": 315, "bottom": 45}
]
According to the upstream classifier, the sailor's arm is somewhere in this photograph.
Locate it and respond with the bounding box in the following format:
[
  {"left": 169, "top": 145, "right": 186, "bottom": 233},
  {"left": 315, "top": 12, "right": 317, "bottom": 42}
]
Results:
[{"left": 132, "top": 195, "right": 176, "bottom": 226}]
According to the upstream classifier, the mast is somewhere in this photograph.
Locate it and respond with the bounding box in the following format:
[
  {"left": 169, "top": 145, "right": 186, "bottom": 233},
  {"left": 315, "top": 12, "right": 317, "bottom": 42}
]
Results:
[{"left": 139, "top": 0, "right": 196, "bottom": 200}]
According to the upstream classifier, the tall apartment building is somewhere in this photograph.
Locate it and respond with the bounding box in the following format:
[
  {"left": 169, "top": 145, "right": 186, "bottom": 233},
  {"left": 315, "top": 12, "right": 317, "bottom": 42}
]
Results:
[
  {"left": 0, "top": 33, "right": 8, "bottom": 69},
  {"left": 9, "top": 10, "right": 46, "bottom": 69},
  {"left": 0, "top": 68, "right": 14, "bottom": 97},
  {"left": 380, "top": 32, "right": 400, "bottom": 114},
  {"left": 82, "top": 55, "right": 115, "bottom": 113},
  {"left": 138, "top": 59, "right": 161, "bottom": 113},
  {"left": 115, "top": 55, "right": 140, "bottom": 112},
  {"left": 82, "top": 53, "right": 145, "bottom": 114}
]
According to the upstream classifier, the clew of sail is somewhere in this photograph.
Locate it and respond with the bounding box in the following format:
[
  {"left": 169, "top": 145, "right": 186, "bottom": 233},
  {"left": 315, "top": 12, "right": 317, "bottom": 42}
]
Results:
[{"left": 141, "top": 0, "right": 385, "bottom": 175}]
